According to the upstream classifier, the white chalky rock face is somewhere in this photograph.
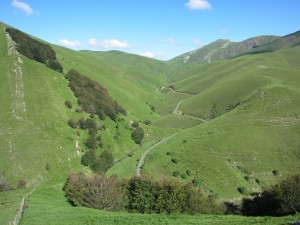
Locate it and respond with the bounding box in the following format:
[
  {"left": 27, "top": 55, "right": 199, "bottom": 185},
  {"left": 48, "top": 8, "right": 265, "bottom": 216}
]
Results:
[{"left": 6, "top": 32, "right": 26, "bottom": 120}]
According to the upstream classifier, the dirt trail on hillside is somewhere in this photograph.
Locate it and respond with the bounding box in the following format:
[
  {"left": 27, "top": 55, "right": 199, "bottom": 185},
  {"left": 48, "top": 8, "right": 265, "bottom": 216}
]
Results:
[
  {"left": 173, "top": 100, "right": 207, "bottom": 122},
  {"left": 136, "top": 133, "right": 177, "bottom": 176},
  {"left": 6, "top": 32, "right": 26, "bottom": 120}
]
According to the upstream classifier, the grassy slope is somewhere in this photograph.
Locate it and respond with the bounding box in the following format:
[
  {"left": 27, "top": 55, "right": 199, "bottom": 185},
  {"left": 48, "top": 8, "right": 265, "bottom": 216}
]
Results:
[
  {"left": 52, "top": 47, "right": 171, "bottom": 121},
  {"left": 137, "top": 47, "right": 300, "bottom": 198},
  {"left": 0, "top": 25, "right": 85, "bottom": 187},
  {"left": 19, "top": 185, "right": 299, "bottom": 225}
]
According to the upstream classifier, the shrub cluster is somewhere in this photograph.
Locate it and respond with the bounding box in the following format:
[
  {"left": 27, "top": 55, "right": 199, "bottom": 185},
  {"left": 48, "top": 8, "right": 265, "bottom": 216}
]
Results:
[
  {"left": 66, "top": 69, "right": 126, "bottom": 121},
  {"left": 131, "top": 127, "right": 144, "bottom": 145},
  {"left": 64, "top": 174, "right": 222, "bottom": 215},
  {"left": 64, "top": 173, "right": 125, "bottom": 211},
  {"left": 241, "top": 173, "right": 300, "bottom": 216},
  {"left": 6, "top": 28, "right": 63, "bottom": 73},
  {"left": 224, "top": 173, "right": 300, "bottom": 216},
  {"left": 81, "top": 150, "right": 114, "bottom": 173}
]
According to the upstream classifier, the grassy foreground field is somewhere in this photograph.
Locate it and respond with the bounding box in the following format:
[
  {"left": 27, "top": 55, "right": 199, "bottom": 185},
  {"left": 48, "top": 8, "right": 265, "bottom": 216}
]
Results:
[{"left": 16, "top": 185, "right": 298, "bottom": 225}]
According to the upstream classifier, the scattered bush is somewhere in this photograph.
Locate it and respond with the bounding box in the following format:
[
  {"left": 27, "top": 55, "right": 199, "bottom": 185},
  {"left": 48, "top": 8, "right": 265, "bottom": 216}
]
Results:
[
  {"left": 81, "top": 149, "right": 96, "bottom": 167},
  {"left": 46, "top": 59, "right": 63, "bottom": 73},
  {"left": 65, "top": 100, "right": 73, "bottom": 108},
  {"left": 131, "top": 121, "right": 139, "bottom": 128},
  {"left": 143, "top": 120, "right": 151, "bottom": 125},
  {"left": 192, "top": 179, "right": 201, "bottom": 186},
  {"left": 173, "top": 171, "right": 180, "bottom": 177},
  {"left": 67, "top": 119, "right": 77, "bottom": 129},
  {"left": 131, "top": 127, "right": 144, "bottom": 144},
  {"left": 272, "top": 169, "right": 280, "bottom": 176},
  {"left": 186, "top": 170, "right": 193, "bottom": 176},
  {"left": 241, "top": 173, "right": 300, "bottom": 216},
  {"left": 171, "top": 158, "right": 178, "bottom": 164},
  {"left": 81, "top": 149, "right": 114, "bottom": 173},
  {"left": 237, "top": 187, "right": 247, "bottom": 195},
  {"left": 45, "top": 162, "right": 51, "bottom": 171},
  {"left": 181, "top": 174, "right": 187, "bottom": 179}
]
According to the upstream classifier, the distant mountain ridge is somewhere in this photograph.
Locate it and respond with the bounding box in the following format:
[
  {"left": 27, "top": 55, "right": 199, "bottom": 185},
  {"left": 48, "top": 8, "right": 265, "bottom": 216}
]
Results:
[{"left": 170, "top": 35, "right": 280, "bottom": 66}]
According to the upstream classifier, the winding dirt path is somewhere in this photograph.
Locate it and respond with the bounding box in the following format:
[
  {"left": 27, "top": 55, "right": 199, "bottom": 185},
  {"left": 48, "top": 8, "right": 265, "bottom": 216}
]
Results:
[
  {"left": 136, "top": 133, "right": 177, "bottom": 176},
  {"left": 173, "top": 100, "right": 207, "bottom": 123}
]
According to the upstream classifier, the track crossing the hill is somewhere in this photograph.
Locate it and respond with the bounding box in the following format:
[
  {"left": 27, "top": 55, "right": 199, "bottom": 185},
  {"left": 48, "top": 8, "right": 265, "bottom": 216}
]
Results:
[{"left": 136, "top": 133, "right": 177, "bottom": 176}]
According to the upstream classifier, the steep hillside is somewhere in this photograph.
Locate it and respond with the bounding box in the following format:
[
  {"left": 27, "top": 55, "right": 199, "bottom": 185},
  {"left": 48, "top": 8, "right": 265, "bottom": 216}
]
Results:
[
  {"left": 0, "top": 23, "right": 175, "bottom": 189},
  {"left": 130, "top": 46, "right": 300, "bottom": 198},
  {"left": 169, "top": 35, "right": 278, "bottom": 67},
  {"left": 238, "top": 30, "right": 300, "bottom": 56},
  {"left": 0, "top": 23, "right": 83, "bottom": 187}
]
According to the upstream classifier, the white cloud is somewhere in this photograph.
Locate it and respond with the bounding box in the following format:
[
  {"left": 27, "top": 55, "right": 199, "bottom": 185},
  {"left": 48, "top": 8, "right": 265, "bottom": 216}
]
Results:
[
  {"left": 164, "top": 38, "right": 177, "bottom": 44},
  {"left": 88, "top": 38, "right": 130, "bottom": 49},
  {"left": 140, "top": 51, "right": 164, "bottom": 59},
  {"left": 185, "top": 0, "right": 212, "bottom": 10},
  {"left": 59, "top": 39, "right": 81, "bottom": 48},
  {"left": 12, "top": 0, "right": 33, "bottom": 15}
]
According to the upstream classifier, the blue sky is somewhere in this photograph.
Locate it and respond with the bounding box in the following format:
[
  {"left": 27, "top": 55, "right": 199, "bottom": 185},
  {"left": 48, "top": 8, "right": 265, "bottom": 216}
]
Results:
[{"left": 1, "top": 0, "right": 300, "bottom": 60}]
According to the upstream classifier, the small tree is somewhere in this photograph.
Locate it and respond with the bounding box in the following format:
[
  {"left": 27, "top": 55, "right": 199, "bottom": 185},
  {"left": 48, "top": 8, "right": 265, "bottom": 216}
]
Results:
[
  {"left": 68, "top": 119, "right": 77, "bottom": 129},
  {"left": 65, "top": 100, "right": 73, "bottom": 108},
  {"left": 131, "top": 127, "right": 145, "bottom": 144},
  {"left": 132, "top": 121, "right": 139, "bottom": 128},
  {"left": 46, "top": 162, "right": 51, "bottom": 170}
]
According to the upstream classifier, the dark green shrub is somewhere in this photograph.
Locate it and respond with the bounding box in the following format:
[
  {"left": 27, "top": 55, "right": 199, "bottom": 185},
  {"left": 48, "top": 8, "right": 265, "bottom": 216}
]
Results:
[
  {"left": 237, "top": 187, "right": 247, "bottom": 195},
  {"left": 143, "top": 120, "right": 151, "bottom": 125},
  {"left": 66, "top": 69, "right": 126, "bottom": 120},
  {"left": 85, "top": 134, "right": 97, "bottom": 149},
  {"left": 132, "top": 121, "right": 139, "bottom": 128},
  {"left": 46, "top": 59, "right": 63, "bottom": 73},
  {"left": 272, "top": 170, "right": 280, "bottom": 176},
  {"left": 186, "top": 170, "right": 193, "bottom": 176},
  {"left": 45, "top": 162, "right": 51, "bottom": 170},
  {"left": 192, "top": 179, "right": 201, "bottom": 186},
  {"left": 131, "top": 127, "right": 145, "bottom": 144},
  {"left": 81, "top": 149, "right": 96, "bottom": 167},
  {"left": 6, "top": 28, "right": 63, "bottom": 73},
  {"left": 181, "top": 174, "right": 187, "bottom": 179},
  {"left": 68, "top": 119, "right": 77, "bottom": 129},
  {"left": 173, "top": 171, "right": 180, "bottom": 177},
  {"left": 171, "top": 158, "right": 178, "bottom": 164},
  {"left": 65, "top": 100, "right": 73, "bottom": 108}
]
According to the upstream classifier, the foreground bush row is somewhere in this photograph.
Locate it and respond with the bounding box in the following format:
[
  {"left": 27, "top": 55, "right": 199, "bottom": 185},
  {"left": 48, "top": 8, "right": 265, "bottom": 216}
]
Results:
[
  {"left": 63, "top": 173, "right": 222, "bottom": 215},
  {"left": 64, "top": 173, "right": 300, "bottom": 216}
]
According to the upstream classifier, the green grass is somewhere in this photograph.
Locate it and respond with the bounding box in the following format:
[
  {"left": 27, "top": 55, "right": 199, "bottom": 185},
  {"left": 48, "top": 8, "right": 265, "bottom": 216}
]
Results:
[
  {"left": 152, "top": 114, "right": 203, "bottom": 129},
  {"left": 0, "top": 188, "right": 29, "bottom": 225},
  {"left": 115, "top": 47, "right": 300, "bottom": 198},
  {"left": 1, "top": 22, "right": 300, "bottom": 224},
  {"left": 19, "top": 185, "right": 299, "bottom": 225}
]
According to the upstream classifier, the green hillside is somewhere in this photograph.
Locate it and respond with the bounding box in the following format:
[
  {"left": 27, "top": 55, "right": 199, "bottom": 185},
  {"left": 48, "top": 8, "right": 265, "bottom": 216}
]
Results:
[
  {"left": 133, "top": 46, "right": 300, "bottom": 198},
  {"left": 1, "top": 22, "right": 300, "bottom": 224}
]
